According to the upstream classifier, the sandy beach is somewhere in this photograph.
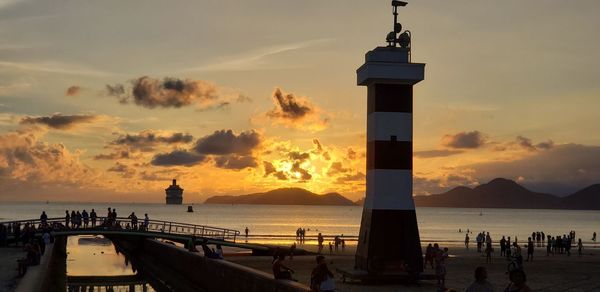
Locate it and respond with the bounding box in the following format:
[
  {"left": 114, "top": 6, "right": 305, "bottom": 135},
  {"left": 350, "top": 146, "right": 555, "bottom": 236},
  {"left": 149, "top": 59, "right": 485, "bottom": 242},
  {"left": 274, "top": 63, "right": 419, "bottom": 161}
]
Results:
[{"left": 228, "top": 243, "right": 600, "bottom": 291}]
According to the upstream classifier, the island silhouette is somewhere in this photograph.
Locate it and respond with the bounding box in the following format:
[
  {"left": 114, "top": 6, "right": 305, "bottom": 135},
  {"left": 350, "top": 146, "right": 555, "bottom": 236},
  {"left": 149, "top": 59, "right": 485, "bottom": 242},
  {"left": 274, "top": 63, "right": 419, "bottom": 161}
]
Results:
[
  {"left": 413, "top": 178, "right": 600, "bottom": 210},
  {"left": 204, "top": 178, "right": 600, "bottom": 210},
  {"left": 204, "top": 187, "right": 355, "bottom": 206}
]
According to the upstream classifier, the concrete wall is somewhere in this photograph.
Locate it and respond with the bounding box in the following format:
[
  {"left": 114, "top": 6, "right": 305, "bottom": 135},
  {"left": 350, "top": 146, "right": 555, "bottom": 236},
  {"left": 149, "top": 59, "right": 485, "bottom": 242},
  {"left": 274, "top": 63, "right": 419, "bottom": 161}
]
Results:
[
  {"left": 15, "top": 236, "right": 67, "bottom": 292},
  {"left": 113, "top": 236, "right": 311, "bottom": 292}
]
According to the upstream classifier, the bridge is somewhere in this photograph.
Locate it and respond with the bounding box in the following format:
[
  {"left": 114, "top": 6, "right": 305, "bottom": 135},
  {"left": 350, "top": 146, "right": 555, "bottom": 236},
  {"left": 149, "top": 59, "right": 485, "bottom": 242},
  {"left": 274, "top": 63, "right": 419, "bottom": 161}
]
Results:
[{"left": 0, "top": 217, "right": 268, "bottom": 252}]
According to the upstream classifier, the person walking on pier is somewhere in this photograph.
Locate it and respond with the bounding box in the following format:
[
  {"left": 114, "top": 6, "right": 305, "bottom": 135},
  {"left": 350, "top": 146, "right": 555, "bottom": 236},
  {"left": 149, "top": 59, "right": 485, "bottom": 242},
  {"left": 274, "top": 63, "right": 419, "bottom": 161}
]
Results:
[
  {"left": 82, "top": 210, "right": 89, "bottom": 228},
  {"left": 128, "top": 212, "right": 138, "bottom": 229},
  {"left": 65, "top": 210, "right": 70, "bottom": 228},
  {"left": 70, "top": 210, "right": 76, "bottom": 228},
  {"left": 144, "top": 213, "right": 150, "bottom": 230},
  {"left": 39, "top": 211, "right": 48, "bottom": 226},
  {"left": 106, "top": 207, "right": 113, "bottom": 226},
  {"left": 90, "top": 209, "right": 97, "bottom": 227}
]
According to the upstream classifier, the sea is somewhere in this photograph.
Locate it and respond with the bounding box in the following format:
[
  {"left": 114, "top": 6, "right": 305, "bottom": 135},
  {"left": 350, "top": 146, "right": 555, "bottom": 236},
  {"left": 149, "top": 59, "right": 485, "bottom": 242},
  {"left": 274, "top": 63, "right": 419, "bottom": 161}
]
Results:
[{"left": 1, "top": 202, "right": 599, "bottom": 246}]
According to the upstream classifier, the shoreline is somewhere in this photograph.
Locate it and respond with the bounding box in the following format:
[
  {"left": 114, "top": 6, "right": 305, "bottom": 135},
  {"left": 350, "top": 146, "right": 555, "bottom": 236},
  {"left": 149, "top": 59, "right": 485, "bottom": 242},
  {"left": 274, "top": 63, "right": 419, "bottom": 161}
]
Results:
[{"left": 228, "top": 243, "right": 600, "bottom": 291}]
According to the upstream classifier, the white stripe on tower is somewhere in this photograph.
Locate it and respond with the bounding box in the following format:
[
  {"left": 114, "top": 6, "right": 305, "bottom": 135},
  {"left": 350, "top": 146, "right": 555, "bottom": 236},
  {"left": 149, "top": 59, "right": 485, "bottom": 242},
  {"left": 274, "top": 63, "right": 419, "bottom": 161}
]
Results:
[
  {"left": 363, "top": 169, "right": 413, "bottom": 210},
  {"left": 366, "top": 112, "right": 412, "bottom": 142}
]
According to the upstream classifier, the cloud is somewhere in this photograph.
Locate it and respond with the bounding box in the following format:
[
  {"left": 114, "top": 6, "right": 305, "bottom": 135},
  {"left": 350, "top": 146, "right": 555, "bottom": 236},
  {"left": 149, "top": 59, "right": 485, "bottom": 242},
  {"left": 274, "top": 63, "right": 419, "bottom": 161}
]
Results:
[
  {"left": 347, "top": 148, "right": 357, "bottom": 160},
  {"left": 442, "top": 131, "right": 487, "bottom": 149},
  {"left": 0, "top": 127, "right": 97, "bottom": 188},
  {"left": 0, "top": 60, "right": 111, "bottom": 76},
  {"left": 106, "top": 76, "right": 225, "bottom": 109},
  {"left": 107, "top": 162, "right": 136, "bottom": 178},
  {"left": 516, "top": 136, "right": 536, "bottom": 151},
  {"left": 261, "top": 88, "right": 329, "bottom": 131},
  {"left": 267, "top": 88, "right": 312, "bottom": 120},
  {"left": 20, "top": 114, "right": 98, "bottom": 130},
  {"left": 151, "top": 150, "right": 206, "bottom": 167},
  {"left": 263, "top": 161, "right": 288, "bottom": 180},
  {"left": 214, "top": 155, "right": 257, "bottom": 170},
  {"left": 336, "top": 172, "right": 365, "bottom": 183},
  {"left": 112, "top": 131, "right": 194, "bottom": 151},
  {"left": 536, "top": 140, "right": 554, "bottom": 150},
  {"left": 194, "top": 129, "right": 262, "bottom": 155},
  {"left": 415, "top": 149, "right": 464, "bottom": 158},
  {"left": 66, "top": 86, "right": 81, "bottom": 96},
  {"left": 312, "top": 138, "right": 331, "bottom": 160},
  {"left": 494, "top": 136, "right": 555, "bottom": 152},
  {"left": 93, "top": 151, "right": 130, "bottom": 160},
  {"left": 291, "top": 162, "right": 312, "bottom": 181},
  {"left": 327, "top": 161, "right": 351, "bottom": 175}
]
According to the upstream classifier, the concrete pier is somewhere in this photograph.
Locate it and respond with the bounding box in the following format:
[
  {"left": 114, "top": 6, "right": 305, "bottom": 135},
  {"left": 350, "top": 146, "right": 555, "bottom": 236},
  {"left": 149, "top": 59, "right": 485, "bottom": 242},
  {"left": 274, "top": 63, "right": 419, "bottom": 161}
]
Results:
[{"left": 112, "top": 236, "right": 311, "bottom": 292}]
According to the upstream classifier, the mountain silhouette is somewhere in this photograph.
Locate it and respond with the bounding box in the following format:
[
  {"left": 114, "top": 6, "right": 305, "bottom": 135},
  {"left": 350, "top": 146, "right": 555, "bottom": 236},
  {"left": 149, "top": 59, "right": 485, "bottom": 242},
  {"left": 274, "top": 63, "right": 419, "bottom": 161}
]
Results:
[
  {"left": 561, "top": 184, "right": 600, "bottom": 210},
  {"left": 413, "top": 178, "right": 600, "bottom": 210},
  {"left": 204, "top": 187, "right": 355, "bottom": 206}
]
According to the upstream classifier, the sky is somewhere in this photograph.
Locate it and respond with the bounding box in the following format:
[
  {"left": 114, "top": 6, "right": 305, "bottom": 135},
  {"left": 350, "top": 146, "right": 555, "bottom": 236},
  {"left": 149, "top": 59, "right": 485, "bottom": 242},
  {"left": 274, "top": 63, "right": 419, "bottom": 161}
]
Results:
[{"left": 1, "top": 0, "right": 600, "bottom": 202}]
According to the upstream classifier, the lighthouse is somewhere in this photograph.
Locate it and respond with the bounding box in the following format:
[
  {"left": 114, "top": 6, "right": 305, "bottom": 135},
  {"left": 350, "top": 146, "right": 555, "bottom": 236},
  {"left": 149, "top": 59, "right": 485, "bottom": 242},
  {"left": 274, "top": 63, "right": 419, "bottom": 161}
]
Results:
[
  {"left": 165, "top": 179, "right": 184, "bottom": 205},
  {"left": 355, "top": 1, "right": 424, "bottom": 274}
]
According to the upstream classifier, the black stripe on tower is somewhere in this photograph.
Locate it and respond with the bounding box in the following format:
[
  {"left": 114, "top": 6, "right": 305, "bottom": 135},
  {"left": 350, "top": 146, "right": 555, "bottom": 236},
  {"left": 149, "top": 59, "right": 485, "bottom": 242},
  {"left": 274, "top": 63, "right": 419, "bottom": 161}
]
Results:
[
  {"left": 356, "top": 209, "right": 424, "bottom": 273},
  {"left": 367, "top": 84, "right": 413, "bottom": 114},
  {"left": 366, "top": 141, "right": 412, "bottom": 170}
]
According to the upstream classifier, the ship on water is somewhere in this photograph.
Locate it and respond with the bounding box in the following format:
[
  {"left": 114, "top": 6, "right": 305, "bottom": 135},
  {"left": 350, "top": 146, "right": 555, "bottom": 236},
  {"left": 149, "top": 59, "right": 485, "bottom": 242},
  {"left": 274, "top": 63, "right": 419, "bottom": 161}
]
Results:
[{"left": 165, "top": 179, "right": 183, "bottom": 205}]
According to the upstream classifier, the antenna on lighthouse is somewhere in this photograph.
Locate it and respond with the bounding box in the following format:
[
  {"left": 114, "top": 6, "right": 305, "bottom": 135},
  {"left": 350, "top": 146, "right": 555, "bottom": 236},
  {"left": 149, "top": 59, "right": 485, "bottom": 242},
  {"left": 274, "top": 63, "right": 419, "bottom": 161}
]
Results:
[{"left": 386, "top": 1, "right": 411, "bottom": 50}]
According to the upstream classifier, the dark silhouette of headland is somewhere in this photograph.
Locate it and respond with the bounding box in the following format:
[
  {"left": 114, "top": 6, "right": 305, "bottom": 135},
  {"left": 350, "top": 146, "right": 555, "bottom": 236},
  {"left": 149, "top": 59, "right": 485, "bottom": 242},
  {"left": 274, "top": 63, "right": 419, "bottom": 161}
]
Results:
[
  {"left": 203, "top": 187, "right": 355, "bottom": 206},
  {"left": 411, "top": 178, "right": 600, "bottom": 210}
]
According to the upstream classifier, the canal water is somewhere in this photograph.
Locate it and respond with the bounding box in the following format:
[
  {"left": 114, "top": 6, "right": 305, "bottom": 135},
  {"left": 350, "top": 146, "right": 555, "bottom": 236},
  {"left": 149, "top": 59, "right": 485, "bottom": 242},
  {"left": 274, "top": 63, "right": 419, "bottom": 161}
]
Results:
[{"left": 66, "top": 235, "right": 159, "bottom": 291}]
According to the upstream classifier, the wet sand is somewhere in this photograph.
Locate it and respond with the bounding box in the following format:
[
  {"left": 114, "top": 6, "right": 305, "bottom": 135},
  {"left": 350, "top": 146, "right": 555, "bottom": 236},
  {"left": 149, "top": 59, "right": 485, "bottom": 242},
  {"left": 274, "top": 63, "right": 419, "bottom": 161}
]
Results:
[
  {"left": 0, "top": 247, "right": 25, "bottom": 292},
  {"left": 228, "top": 243, "right": 600, "bottom": 292}
]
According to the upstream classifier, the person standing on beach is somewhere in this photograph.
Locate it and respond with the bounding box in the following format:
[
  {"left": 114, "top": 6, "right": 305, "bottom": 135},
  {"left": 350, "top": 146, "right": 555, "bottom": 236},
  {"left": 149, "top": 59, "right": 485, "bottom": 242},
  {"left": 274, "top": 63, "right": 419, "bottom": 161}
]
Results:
[
  {"left": 500, "top": 236, "right": 507, "bottom": 256},
  {"left": 485, "top": 241, "right": 493, "bottom": 263},
  {"left": 424, "top": 243, "right": 434, "bottom": 269},
  {"left": 577, "top": 238, "right": 583, "bottom": 256},
  {"left": 592, "top": 232, "right": 596, "bottom": 242},
  {"left": 512, "top": 242, "right": 523, "bottom": 270},
  {"left": 245, "top": 227, "right": 249, "bottom": 238},
  {"left": 465, "top": 266, "right": 494, "bottom": 292},
  {"left": 317, "top": 233, "right": 324, "bottom": 254},
  {"left": 506, "top": 237, "right": 512, "bottom": 259},
  {"left": 434, "top": 246, "right": 449, "bottom": 288},
  {"left": 526, "top": 237, "right": 534, "bottom": 262},
  {"left": 465, "top": 233, "right": 470, "bottom": 249}
]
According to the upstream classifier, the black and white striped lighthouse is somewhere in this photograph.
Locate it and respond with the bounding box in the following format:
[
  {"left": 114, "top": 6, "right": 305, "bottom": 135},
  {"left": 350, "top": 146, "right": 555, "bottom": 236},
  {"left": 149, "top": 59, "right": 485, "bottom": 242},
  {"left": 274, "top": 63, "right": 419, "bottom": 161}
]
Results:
[{"left": 355, "top": 1, "right": 424, "bottom": 274}]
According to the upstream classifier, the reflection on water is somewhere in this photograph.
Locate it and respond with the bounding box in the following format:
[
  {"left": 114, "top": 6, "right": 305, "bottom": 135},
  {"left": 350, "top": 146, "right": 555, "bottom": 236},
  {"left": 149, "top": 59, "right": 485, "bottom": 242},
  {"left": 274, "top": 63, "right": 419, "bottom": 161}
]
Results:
[{"left": 67, "top": 235, "right": 157, "bottom": 291}]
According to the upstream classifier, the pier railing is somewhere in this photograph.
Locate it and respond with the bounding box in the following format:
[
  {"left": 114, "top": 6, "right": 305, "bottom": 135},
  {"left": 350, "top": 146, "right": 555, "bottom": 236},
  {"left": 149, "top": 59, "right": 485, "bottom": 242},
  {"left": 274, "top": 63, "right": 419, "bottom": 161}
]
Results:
[{"left": 0, "top": 217, "right": 239, "bottom": 242}]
